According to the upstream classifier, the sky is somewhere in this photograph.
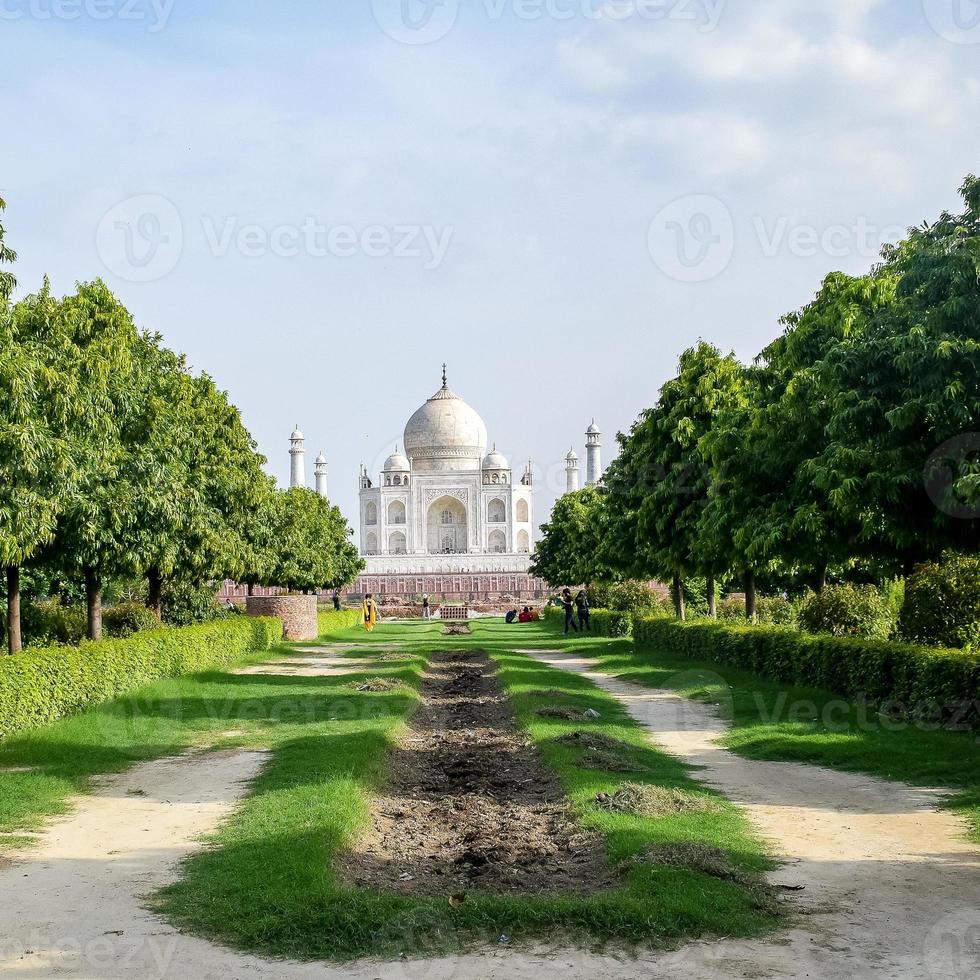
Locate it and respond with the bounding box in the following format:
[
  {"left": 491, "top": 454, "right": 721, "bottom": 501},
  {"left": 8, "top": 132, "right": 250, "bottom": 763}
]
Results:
[{"left": 2, "top": 0, "right": 979, "bottom": 531}]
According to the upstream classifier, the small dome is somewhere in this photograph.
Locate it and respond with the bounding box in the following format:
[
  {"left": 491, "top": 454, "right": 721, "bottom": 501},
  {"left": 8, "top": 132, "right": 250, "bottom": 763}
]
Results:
[
  {"left": 586, "top": 420, "right": 601, "bottom": 435},
  {"left": 482, "top": 446, "right": 510, "bottom": 470},
  {"left": 315, "top": 452, "right": 327, "bottom": 466},
  {"left": 566, "top": 448, "right": 579, "bottom": 462},
  {"left": 290, "top": 425, "right": 305, "bottom": 441},
  {"left": 384, "top": 450, "right": 411, "bottom": 471}
]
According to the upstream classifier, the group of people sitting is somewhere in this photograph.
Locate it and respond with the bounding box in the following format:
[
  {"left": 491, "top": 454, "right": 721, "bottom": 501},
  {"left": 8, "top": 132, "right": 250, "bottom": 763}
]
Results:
[{"left": 505, "top": 606, "right": 539, "bottom": 624}]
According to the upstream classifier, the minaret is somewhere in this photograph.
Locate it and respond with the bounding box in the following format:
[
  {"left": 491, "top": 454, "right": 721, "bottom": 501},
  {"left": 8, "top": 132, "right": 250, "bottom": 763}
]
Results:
[
  {"left": 565, "top": 448, "right": 580, "bottom": 494},
  {"left": 585, "top": 420, "right": 602, "bottom": 486},
  {"left": 314, "top": 452, "right": 328, "bottom": 499},
  {"left": 289, "top": 425, "right": 306, "bottom": 488}
]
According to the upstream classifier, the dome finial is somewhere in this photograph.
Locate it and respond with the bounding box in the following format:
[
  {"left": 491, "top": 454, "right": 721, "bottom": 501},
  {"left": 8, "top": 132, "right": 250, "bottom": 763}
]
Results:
[{"left": 441, "top": 363, "right": 448, "bottom": 389}]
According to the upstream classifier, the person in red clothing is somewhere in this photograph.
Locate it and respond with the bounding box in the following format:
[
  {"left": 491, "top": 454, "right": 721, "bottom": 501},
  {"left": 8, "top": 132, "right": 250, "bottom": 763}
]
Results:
[{"left": 518, "top": 607, "right": 532, "bottom": 623}]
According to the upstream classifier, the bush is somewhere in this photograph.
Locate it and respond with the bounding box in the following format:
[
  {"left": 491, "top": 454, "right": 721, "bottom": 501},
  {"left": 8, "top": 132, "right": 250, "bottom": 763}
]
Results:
[
  {"left": 899, "top": 554, "right": 980, "bottom": 650},
  {"left": 162, "top": 581, "right": 229, "bottom": 627},
  {"left": 632, "top": 616, "right": 980, "bottom": 730},
  {"left": 714, "top": 595, "right": 795, "bottom": 626},
  {"left": 797, "top": 584, "right": 896, "bottom": 640},
  {"left": 20, "top": 598, "right": 87, "bottom": 647},
  {"left": 317, "top": 608, "right": 363, "bottom": 634},
  {"left": 103, "top": 601, "right": 161, "bottom": 638},
  {"left": 0, "top": 616, "right": 283, "bottom": 739},
  {"left": 587, "top": 581, "right": 671, "bottom": 617}
]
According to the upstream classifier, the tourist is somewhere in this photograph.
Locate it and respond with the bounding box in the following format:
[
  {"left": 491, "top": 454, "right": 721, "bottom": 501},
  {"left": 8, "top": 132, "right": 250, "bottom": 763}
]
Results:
[
  {"left": 518, "top": 607, "right": 532, "bottom": 623},
  {"left": 362, "top": 594, "right": 378, "bottom": 633},
  {"left": 562, "top": 588, "right": 579, "bottom": 634},
  {"left": 505, "top": 609, "right": 519, "bottom": 624},
  {"left": 332, "top": 592, "right": 341, "bottom": 611},
  {"left": 575, "top": 590, "right": 591, "bottom": 631},
  {"left": 529, "top": 607, "right": 541, "bottom": 622},
  {"left": 422, "top": 593, "right": 431, "bottom": 620}
]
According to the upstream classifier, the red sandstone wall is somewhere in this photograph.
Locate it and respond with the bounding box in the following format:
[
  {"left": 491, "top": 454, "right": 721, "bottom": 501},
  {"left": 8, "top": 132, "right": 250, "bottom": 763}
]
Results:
[{"left": 246, "top": 595, "right": 318, "bottom": 641}]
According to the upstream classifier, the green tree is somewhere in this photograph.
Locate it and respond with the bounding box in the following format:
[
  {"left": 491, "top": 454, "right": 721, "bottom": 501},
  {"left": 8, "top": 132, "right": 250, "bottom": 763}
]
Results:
[
  {"left": 265, "top": 488, "right": 362, "bottom": 594},
  {"left": 1, "top": 283, "right": 80, "bottom": 652},
  {"left": 530, "top": 486, "right": 612, "bottom": 587}
]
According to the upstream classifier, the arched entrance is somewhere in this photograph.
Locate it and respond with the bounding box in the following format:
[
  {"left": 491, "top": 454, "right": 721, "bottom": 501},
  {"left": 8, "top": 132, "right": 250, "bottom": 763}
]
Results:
[{"left": 427, "top": 495, "right": 468, "bottom": 554}]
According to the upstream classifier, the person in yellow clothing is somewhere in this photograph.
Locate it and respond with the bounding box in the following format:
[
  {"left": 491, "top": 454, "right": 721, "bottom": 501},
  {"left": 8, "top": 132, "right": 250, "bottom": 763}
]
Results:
[{"left": 361, "top": 594, "right": 378, "bottom": 632}]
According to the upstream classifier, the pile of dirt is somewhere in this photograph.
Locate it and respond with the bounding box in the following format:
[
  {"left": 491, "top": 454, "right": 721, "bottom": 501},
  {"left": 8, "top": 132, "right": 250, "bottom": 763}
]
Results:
[
  {"left": 535, "top": 706, "right": 586, "bottom": 721},
  {"left": 578, "top": 750, "right": 646, "bottom": 773},
  {"left": 442, "top": 623, "right": 472, "bottom": 636},
  {"left": 554, "top": 731, "right": 624, "bottom": 752},
  {"left": 339, "top": 649, "right": 614, "bottom": 896},
  {"left": 345, "top": 678, "right": 405, "bottom": 692},
  {"left": 595, "top": 783, "right": 724, "bottom": 818}
]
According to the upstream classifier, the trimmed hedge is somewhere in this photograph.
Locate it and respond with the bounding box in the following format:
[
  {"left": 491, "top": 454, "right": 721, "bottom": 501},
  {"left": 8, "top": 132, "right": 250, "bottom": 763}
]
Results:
[
  {"left": 541, "top": 604, "right": 633, "bottom": 637},
  {"left": 633, "top": 617, "right": 980, "bottom": 730},
  {"left": 0, "top": 616, "right": 283, "bottom": 740},
  {"left": 317, "top": 608, "right": 363, "bottom": 634}
]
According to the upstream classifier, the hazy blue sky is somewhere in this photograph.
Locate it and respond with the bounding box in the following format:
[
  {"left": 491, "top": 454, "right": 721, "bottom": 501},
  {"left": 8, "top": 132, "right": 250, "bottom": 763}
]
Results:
[{"left": 2, "top": 0, "right": 979, "bottom": 529}]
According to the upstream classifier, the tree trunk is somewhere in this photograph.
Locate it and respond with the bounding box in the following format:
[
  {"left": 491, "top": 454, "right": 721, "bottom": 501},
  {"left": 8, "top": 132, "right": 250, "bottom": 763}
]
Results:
[
  {"left": 147, "top": 568, "right": 163, "bottom": 619},
  {"left": 745, "top": 570, "right": 757, "bottom": 623},
  {"left": 672, "top": 575, "right": 686, "bottom": 621},
  {"left": 85, "top": 566, "right": 103, "bottom": 642},
  {"left": 6, "top": 566, "right": 21, "bottom": 654},
  {"left": 247, "top": 582, "right": 255, "bottom": 597},
  {"left": 816, "top": 561, "right": 828, "bottom": 593},
  {"left": 707, "top": 574, "right": 717, "bottom": 619}
]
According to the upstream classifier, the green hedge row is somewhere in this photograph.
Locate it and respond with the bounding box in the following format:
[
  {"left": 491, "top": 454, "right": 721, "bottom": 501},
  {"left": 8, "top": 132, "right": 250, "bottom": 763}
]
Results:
[
  {"left": 317, "top": 608, "right": 363, "bottom": 634},
  {"left": 633, "top": 617, "right": 980, "bottom": 729},
  {"left": 0, "top": 616, "right": 283, "bottom": 740},
  {"left": 541, "top": 604, "right": 633, "bottom": 637}
]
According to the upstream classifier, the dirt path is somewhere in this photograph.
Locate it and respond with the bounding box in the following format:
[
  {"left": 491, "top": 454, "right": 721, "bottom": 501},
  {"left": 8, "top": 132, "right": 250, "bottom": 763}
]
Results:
[
  {"left": 525, "top": 649, "right": 980, "bottom": 979},
  {"left": 340, "top": 649, "right": 611, "bottom": 896}
]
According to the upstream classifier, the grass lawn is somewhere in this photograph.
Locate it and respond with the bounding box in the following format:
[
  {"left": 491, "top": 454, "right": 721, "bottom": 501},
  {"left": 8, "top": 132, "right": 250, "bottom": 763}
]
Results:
[
  {"left": 547, "top": 628, "right": 980, "bottom": 844},
  {"left": 156, "top": 619, "right": 781, "bottom": 961}
]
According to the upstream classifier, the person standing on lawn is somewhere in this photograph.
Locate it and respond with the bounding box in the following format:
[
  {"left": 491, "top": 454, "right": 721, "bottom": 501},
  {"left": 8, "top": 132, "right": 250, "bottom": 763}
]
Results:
[
  {"left": 422, "top": 594, "right": 431, "bottom": 620},
  {"left": 362, "top": 594, "right": 378, "bottom": 632},
  {"left": 562, "top": 588, "right": 579, "bottom": 634},
  {"left": 575, "top": 589, "right": 591, "bottom": 631},
  {"left": 332, "top": 592, "right": 341, "bottom": 611}
]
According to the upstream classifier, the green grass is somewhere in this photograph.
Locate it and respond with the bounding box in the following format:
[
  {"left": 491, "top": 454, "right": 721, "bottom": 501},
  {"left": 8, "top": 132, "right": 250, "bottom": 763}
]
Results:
[
  {"left": 156, "top": 619, "right": 780, "bottom": 961},
  {"left": 549, "top": 629, "right": 980, "bottom": 843}
]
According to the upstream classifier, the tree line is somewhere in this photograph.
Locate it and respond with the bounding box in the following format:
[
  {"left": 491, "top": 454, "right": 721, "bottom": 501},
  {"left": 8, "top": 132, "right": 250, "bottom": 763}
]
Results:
[
  {"left": 533, "top": 176, "right": 980, "bottom": 616},
  {"left": 0, "top": 198, "right": 362, "bottom": 653}
]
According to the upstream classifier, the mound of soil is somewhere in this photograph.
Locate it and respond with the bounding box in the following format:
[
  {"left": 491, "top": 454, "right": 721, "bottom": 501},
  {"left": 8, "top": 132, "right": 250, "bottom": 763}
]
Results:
[
  {"left": 339, "top": 649, "right": 613, "bottom": 896},
  {"left": 345, "top": 678, "right": 405, "bottom": 692},
  {"left": 595, "top": 783, "right": 724, "bottom": 818}
]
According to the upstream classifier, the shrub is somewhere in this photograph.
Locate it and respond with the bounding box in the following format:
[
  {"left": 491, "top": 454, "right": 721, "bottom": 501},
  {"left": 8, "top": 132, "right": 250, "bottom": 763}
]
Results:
[
  {"left": 103, "top": 601, "right": 161, "bottom": 638},
  {"left": 632, "top": 616, "right": 980, "bottom": 730},
  {"left": 317, "top": 608, "right": 363, "bottom": 634},
  {"left": 0, "top": 617, "right": 283, "bottom": 739},
  {"left": 162, "top": 581, "right": 229, "bottom": 627},
  {"left": 21, "top": 598, "right": 87, "bottom": 647},
  {"left": 541, "top": 604, "right": 632, "bottom": 637},
  {"left": 899, "top": 554, "right": 980, "bottom": 650},
  {"left": 756, "top": 595, "right": 797, "bottom": 627},
  {"left": 716, "top": 596, "right": 747, "bottom": 622},
  {"left": 587, "top": 581, "right": 671, "bottom": 617},
  {"left": 797, "top": 584, "right": 896, "bottom": 640}
]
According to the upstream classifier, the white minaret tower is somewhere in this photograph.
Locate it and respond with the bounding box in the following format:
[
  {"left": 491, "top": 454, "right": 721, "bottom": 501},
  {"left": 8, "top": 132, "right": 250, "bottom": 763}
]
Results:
[
  {"left": 314, "top": 452, "right": 328, "bottom": 499},
  {"left": 289, "top": 425, "right": 306, "bottom": 488},
  {"left": 565, "top": 448, "right": 580, "bottom": 494},
  {"left": 585, "top": 420, "right": 602, "bottom": 486}
]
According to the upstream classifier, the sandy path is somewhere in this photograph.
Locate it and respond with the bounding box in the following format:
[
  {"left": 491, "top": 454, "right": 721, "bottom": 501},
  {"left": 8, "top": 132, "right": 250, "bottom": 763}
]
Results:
[{"left": 524, "top": 649, "right": 980, "bottom": 979}]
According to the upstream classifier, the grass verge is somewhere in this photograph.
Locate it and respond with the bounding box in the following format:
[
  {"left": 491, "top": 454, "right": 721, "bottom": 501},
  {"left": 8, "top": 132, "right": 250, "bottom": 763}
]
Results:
[{"left": 561, "top": 632, "right": 980, "bottom": 844}]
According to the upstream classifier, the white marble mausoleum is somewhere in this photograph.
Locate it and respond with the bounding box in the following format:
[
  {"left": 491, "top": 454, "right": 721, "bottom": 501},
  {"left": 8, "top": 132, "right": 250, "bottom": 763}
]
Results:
[{"left": 356, "top": 369, "right": 535, "bottom": 583}]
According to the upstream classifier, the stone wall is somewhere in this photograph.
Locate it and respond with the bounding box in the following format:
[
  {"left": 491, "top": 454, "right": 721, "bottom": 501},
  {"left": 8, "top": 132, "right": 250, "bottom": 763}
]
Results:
[{"left": 246, "top": 595, "right": 318, "bottom": 641}]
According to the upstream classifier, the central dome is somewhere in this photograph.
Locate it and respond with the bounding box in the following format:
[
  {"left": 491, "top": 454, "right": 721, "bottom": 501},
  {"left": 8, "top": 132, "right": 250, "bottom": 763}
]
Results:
[{"left": 404, "top": 374, "right": 488, "bottom": 473}]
